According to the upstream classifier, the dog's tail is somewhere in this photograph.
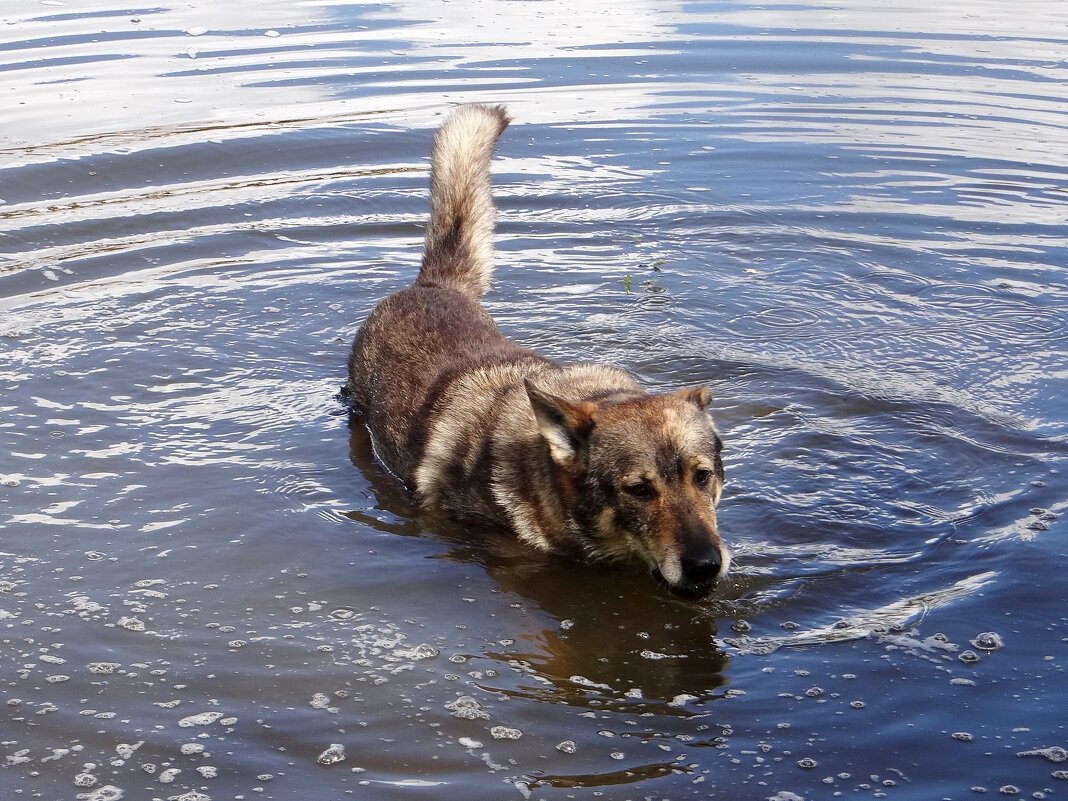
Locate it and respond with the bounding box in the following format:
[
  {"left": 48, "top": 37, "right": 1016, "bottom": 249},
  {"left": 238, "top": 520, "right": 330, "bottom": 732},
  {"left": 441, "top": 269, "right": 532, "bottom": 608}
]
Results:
[{"left": 416, "top": 104, "right": 510, "bottom": 299}]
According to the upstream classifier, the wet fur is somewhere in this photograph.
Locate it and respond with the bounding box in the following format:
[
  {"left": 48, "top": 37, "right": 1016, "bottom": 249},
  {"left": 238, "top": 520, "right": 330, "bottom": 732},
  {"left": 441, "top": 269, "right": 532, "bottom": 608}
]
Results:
[{"left": 347, "top": 105, "right": 729, "bottom": 596}]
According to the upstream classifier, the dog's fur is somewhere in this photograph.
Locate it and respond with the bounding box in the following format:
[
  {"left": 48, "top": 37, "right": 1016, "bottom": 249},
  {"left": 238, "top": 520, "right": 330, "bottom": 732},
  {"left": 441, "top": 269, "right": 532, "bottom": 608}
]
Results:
[{"left": 347, "top": 104, "right": 729, "bottom": 597}]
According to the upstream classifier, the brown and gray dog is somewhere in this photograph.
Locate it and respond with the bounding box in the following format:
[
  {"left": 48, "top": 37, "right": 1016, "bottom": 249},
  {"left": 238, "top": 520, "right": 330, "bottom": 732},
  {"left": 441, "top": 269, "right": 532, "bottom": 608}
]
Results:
[{"left": 347, "top": 104, "right": 729, "bottom": 597}]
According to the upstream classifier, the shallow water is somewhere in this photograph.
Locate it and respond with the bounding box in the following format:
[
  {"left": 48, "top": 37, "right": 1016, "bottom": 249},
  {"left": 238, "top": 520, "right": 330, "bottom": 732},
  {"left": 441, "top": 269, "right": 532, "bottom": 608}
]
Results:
[{"left": 2, "top": 1, "right": 1067, "bottom": 799}]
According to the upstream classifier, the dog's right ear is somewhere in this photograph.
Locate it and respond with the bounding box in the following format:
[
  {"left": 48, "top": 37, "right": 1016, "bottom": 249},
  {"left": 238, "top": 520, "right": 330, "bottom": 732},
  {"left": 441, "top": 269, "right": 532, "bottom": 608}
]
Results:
[{"left": 524, "top": 380, "right": 597, "bottom": 465}]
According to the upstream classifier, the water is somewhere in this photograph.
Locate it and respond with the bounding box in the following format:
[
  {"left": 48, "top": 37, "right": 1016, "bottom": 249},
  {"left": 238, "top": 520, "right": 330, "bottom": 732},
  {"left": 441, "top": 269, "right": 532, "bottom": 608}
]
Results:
[{"left": 1, "top": 1, "right": 1066, "bottom": 799}]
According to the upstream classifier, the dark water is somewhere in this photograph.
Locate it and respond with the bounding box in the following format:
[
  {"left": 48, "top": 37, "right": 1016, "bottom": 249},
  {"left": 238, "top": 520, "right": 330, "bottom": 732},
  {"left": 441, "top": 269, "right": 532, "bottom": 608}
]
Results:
[{"left": 2, "top": 1, "right": 1067, "bottom": 799}]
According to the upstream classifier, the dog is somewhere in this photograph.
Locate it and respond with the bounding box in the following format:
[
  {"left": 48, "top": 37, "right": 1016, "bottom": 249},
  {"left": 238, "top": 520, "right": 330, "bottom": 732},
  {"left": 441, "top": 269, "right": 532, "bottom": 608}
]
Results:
[{"left": 347, "top": 104, "right": 729, "bottom": 597}]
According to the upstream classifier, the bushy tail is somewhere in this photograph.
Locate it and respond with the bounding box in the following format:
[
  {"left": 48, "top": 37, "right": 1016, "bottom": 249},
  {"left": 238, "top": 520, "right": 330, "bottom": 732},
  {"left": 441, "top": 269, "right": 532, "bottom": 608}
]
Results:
[{"left": 416, "top": 104, "right": 510, "bottom": 299}]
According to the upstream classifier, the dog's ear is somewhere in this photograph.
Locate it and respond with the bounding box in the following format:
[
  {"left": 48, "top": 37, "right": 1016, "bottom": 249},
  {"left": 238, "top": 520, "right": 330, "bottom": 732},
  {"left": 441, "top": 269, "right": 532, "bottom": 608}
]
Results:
[
  {"left": 524, "top": 380, "right": 597, "bottom": 464},
  {"left": 673, "top": 384, "right": 712, "bottom": 411}
]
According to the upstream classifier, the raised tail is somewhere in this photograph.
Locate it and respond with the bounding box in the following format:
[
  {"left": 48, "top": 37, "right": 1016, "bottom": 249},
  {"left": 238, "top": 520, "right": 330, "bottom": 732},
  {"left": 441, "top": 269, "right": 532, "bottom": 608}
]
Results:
[{"left": 416, "top": 104, "right": 510, "bottom": 299}]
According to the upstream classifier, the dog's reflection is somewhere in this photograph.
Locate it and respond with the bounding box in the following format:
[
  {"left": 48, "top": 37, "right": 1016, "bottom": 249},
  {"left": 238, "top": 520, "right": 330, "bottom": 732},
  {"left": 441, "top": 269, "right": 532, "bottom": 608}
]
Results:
[{"left": 345, "top": 411, "right": 730, "bottom": 703}]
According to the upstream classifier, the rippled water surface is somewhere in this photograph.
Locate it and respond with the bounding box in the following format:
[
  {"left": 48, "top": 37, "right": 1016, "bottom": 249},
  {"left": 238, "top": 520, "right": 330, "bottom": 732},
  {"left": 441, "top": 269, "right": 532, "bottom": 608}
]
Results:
[{"left": 2, "top": 1, "right": 1067, "bottom": 799}]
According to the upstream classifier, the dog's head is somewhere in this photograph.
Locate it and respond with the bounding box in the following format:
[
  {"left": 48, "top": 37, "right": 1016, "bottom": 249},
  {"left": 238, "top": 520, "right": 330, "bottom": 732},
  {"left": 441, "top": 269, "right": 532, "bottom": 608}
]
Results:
[{"left": 526, "top": 381, "right": 728, "bottom": 598}]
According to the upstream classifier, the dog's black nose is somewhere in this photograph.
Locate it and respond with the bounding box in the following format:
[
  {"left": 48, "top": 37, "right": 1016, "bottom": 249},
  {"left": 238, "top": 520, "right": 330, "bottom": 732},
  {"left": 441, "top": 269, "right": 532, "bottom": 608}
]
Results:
[{"left": 680, "top": 551, "right": 722, "bottom": 585}]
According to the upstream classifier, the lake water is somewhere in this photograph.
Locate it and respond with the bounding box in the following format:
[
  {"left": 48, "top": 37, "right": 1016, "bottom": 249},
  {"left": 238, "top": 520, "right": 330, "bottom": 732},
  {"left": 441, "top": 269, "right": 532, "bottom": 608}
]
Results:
[{"left": 2, "top": 1, "right": 1066, "bottom": 799}]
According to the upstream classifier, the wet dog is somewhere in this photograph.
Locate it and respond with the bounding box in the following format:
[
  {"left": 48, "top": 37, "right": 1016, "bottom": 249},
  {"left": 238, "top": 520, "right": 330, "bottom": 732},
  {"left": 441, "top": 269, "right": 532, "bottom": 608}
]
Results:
[{"left": 347, "top": 105, "right": 729, "bottom": 597}]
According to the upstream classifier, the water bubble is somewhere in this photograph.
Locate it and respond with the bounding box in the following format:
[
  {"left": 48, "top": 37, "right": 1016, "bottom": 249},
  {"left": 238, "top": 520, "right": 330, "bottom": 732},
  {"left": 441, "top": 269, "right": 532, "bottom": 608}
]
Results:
[
  {"left": 158, "top": 768, "right": 180, "bottom": 783},
  {"left": 610, "top": 751, "right": 624, "bottom": 760},
  {"left": 768, "top": 792, "right": 805, "bottom": 801},
  {"left": 74, "top": 773, "right": 97, "bottom": 787},
  {"left": 87, "top": 662, "right": 120, "bottom": 674},
  {"left": 850, "top": 701, "right": 865, "bottom": 709},
  {"left": 1017, "top": 747, "right": 1067, "bottom": 763},
  {"left": 490, "top": 726, "right": 523, "bottom": 740},
  {"left": 310, "top": 693, "right": 331, "bottom": 709},
  {"left": 797, "top": 758, "right": 818, "bottom": 769},
  {"left": 999, "top": 786, "right": 1019, "bottom": 795},
  {"left": 952, "top": 732, "right": 973, "bottom": 742},
  {"left": 78, "top": 787, "right": 123, "bottom": 801},
  {"left": 1052, "top": 770, "right": 1068, "bottom": 780},
  {"left": 556, "top": 740, "right": 577, "bottom": 754},
  {"left": 958, "top": 650, "right": 981, "bottom": 665},
  {"left": 180, "top": 743, "right": 205, "bottom": 755},
  {"left": 640, "top": 650, "right": 673, "bottom": 660},
  {"left": 458, "top": 737, "right": 483, "bottom": 749},
  {"left": 117, "top": 617, "right": 145, "bottom": 632},
  {"left": 971, "top": 632, "right": 1004, "bottom": 651},
  {"left": 317, "top": 744, "right": 346, "bottom": 766},
  {"left": 445, "top": 696, "right": 489, "bottom": 720},
  {"left": 669, "top": 693, "right": 699, "bottom": 707},
  {"left": 178, "top": 712, "right": 224, "bottom": 727},
  {"left": 114, "top": 742, "right": 143, "bottom": 759},
  {"left": 400, "top": 643, "right": 439, "bottom": 661},
  {"left": 805, "top": 687, "right": 824, "bottom": 698},
  {"left": 731, "top": 620, "right": 751, "bottom": 634}
]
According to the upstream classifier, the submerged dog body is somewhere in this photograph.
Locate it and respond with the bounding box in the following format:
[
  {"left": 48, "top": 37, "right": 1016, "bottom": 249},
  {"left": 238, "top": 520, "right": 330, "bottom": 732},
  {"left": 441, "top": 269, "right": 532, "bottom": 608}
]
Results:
[{"left": 348, "top": 105, "right": 729, "bottom": 596}]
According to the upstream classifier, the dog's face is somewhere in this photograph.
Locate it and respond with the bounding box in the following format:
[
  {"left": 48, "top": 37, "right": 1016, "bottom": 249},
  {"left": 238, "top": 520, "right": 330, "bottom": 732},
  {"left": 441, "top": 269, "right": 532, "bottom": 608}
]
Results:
[{"left": 527, "top": 383, "right": 728, "bottom": 597}]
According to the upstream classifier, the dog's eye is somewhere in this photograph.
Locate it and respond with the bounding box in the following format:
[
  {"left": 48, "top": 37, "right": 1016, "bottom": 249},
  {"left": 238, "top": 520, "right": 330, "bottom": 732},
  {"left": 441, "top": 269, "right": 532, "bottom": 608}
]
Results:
[
  {"left": 622, "top": 481, "right": 654, "bottom": 500},
  {"left": 693, "top": 468, "right": 713, "bottom": 488}
]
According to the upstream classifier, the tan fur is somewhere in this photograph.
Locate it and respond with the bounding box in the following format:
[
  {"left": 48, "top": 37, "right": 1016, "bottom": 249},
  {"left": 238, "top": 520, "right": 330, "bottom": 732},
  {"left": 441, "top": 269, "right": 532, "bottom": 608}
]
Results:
[
  {"left": 420, "top": 104, "right": 510, "bottom": 298},
  {"left": 347, "top": 105, "right": 730, "bottom": 597}
]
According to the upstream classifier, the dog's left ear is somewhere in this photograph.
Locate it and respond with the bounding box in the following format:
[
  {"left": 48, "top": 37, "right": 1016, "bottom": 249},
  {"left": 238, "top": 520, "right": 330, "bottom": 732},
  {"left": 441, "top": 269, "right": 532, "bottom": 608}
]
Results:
[
  {"left": 673, "top": 384, "right": 712, "bottom": 411},
  {"left": 524, "top": 380, "right": 597, "bottom": 465}
]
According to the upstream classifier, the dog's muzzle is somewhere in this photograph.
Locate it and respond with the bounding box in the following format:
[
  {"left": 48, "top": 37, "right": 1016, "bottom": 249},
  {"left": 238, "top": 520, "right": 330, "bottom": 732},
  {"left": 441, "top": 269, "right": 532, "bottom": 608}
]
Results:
[{"left": 654, "top": 544, "right": 729, "bottom": 598}]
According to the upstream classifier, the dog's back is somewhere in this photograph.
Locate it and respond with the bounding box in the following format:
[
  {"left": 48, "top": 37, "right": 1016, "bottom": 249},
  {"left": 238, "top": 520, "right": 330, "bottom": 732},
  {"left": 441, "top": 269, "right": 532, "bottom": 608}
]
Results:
[
  {"left": 349, "top": 106, "right": 561, "bottom": 490},
  {"left": 348, "top": 105, "right": 729, "bottom": 596}
]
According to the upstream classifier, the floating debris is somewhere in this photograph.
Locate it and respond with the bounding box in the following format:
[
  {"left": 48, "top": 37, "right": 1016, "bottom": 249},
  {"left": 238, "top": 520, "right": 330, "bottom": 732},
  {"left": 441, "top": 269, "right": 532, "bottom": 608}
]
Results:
[{"left": 556, "top": 740, "right": 577, "bottom": 754}]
